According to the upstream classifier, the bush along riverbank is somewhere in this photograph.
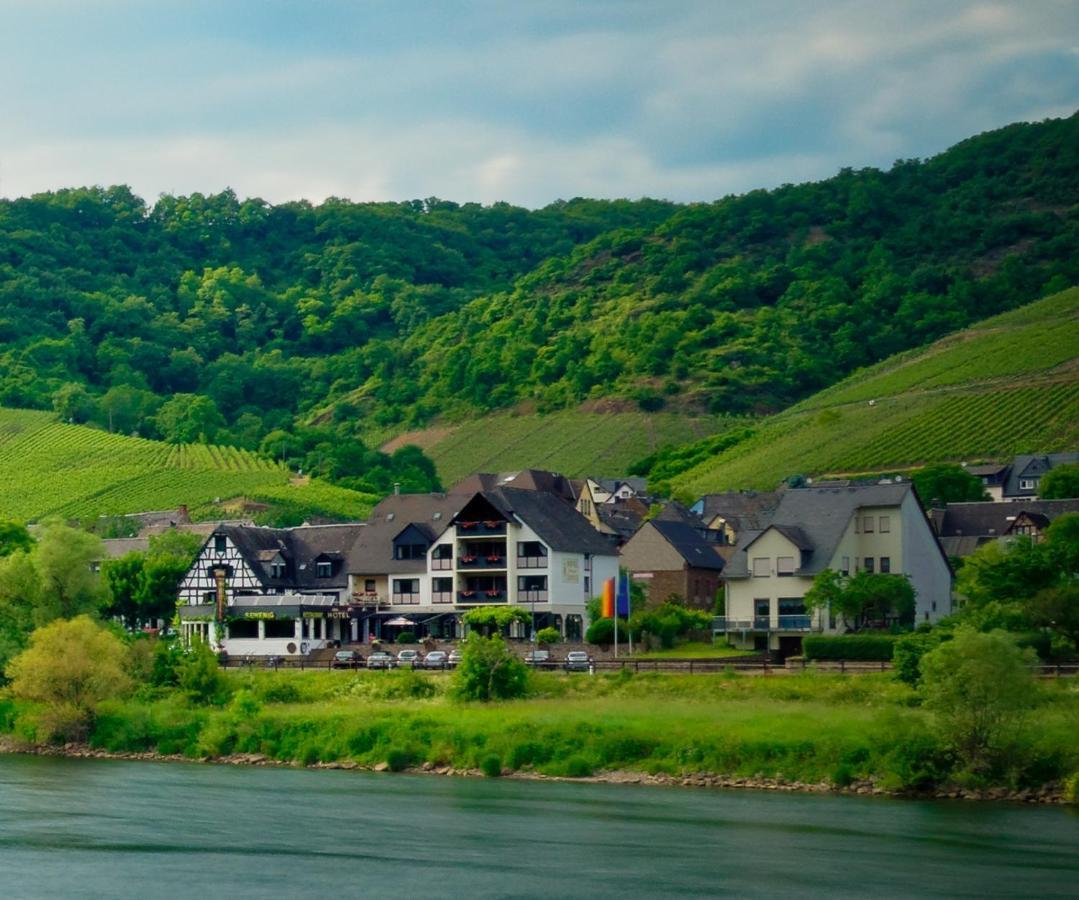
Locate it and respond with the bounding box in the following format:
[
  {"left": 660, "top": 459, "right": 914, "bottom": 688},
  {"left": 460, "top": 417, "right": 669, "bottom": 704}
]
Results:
[{"left": 2, "top": 660, "right": 1078, "bottom": 804}]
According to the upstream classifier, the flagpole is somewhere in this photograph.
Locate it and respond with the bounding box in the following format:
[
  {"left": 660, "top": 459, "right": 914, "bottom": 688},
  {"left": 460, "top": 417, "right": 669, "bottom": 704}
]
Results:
[{"left": 613, "top": 578, "right": 619, "bottom": 659}]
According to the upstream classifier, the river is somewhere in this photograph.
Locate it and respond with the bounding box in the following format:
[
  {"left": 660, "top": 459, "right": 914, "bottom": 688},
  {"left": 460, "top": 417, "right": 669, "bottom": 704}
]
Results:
[{"left": 0, "top": 755, "right": 1076, "bottom": 898}]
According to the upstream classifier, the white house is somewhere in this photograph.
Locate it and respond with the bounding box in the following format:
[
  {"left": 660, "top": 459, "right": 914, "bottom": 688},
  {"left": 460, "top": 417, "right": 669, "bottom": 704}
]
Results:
[{"left": 719, "top": 482, "right": 953, "bottom": 655}]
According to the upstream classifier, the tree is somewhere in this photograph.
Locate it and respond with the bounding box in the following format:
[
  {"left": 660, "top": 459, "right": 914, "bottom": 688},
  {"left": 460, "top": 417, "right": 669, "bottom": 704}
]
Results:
[
  {"left": 1040, "top": 464, "right": 1079, "bottom": 500},
  {"left": 0, "top": 521, "right": 32, "bottom": 557},
  {"left": 154, "top": 393, "right": 226, "bottom": 444},
  {"left": 919, "top": 628, "right": 1035, "bottom": 770},
  {"left": 5, "top": 616, "right": 133, "bottom": 741},
  {"left": 101, "top": 552, "right": 145, "bottom": 629},
  {"left": 912, "top": 464, "right": 987, "bottom": 506},
  {"left": 452, "top": 633, "right": 529, "bottom": 702},
  {"left": 803, "top": 570, "right": 916, "bottom": 630},
  {"left": 462, "top": 606, "right": 530, "bottom": 636}
]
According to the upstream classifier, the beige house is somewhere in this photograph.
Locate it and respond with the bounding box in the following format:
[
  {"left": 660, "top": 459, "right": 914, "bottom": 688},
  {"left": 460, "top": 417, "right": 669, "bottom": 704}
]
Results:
[{"left": 719, "top": 483, "right": 952, "bottom": 656}]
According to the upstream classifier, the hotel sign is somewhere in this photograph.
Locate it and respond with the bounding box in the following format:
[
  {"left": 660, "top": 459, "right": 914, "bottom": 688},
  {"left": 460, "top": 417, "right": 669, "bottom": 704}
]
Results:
[{"left": 561, "top": 558, "right": 579, "bottom": 583}]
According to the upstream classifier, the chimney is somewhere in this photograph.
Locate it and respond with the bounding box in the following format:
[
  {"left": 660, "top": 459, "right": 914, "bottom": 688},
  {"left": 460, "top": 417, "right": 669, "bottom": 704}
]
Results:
[{"left": 394, "top": 482, "right": 401, "bottom": 495}]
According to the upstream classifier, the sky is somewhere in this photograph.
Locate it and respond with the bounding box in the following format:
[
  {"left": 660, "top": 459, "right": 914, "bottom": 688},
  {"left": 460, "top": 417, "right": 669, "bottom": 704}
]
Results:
[{"left": 0, "top": 0, "right": 1076, "bottom": 208}]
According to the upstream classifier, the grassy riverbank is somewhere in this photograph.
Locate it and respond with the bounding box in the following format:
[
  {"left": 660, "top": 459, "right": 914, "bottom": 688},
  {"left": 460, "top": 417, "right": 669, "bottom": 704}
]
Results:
[{"left": 4, "top": 669, "right": 1077, "bottom": 797}]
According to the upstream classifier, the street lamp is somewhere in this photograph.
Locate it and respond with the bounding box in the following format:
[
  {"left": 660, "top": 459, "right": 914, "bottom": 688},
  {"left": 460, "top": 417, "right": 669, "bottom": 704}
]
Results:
[{"left": 529, "top": 587, "right": 537, "bottom": 646}]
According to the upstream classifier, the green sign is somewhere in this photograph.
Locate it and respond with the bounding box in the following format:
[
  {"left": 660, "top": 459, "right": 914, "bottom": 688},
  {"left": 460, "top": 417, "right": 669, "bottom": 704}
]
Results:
[{"left": 243, "top": 612, "right": 275, "bottom": 620}]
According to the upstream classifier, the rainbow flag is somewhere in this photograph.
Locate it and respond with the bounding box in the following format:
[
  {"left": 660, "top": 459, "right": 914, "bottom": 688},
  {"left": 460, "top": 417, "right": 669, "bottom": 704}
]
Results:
[{"left": 601, "top": 577, "right": 616, "bottom": 618}]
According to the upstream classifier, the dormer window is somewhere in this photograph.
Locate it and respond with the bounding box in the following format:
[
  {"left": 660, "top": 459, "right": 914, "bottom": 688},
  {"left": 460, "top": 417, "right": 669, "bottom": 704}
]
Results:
[
  {"left": 270, "top": 562, "right": 286, "bottom": 579},
  {"left": 1020, "top": 478, "right": 1037, "bottom": 491},
  {"left": 214, "top": 534, "right": 227, "bottom": 554},
  {"left": 395, "top": 543, "right": 428, "bottom": 560},
  {"left": 317, "top": 561, "right": 333, "bottom": 578}
]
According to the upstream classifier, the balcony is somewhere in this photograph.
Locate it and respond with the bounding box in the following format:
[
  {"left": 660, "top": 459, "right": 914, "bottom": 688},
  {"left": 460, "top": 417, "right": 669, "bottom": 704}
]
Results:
[
  {"left": 431, "top": 557, "right": 453, "bottom": 571},
  {"left": 431, "top": 591, "right": 454, "bottom": 605},
  {"left": 391, "top": 594, "right": 420, "bottom": 605},
  {"left": 457, "top": 589, "right": 506, "bottom": 603},
  {"left": 712, "top": 615, "right": 816, "bottom": 633},
  {"left": 458, "top": 554, "right": 506, "bottom": 569},
  {"left": 517, "top": 555, "right": 548, "bottom": 569},
  {"left": 456, "top": 520, "right": 506, "bottom": 536}
]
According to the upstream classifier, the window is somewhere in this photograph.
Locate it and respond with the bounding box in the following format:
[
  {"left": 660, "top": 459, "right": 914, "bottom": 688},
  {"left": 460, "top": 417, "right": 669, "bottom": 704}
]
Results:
[
  {"left": 392, "top": 578, "right": 419, "bottom": 604},
  {"left": 880, "top": 556, "right": 891, "bottom": 573},
  {"left": 583, "top": 576, "right": 590, "bottom": 596},
  {"left": 364, "top": 578, "right": 376, "bottom": 593},
  {"left": 432, "top": 544, "right": 453, "bottom": 570},
  {"left": 864, "top": 557, "right": 875, "bottom": 574},
  {"left": 863, "top": 516, "right": 874, "bottom": 533},
  {"left": 841, "top": 556, "right": 850, "bottom": 576},
  {"left": 270, "top": 562, "right": 286, "bottom": 579},
  {"left": 879, "top": 516, "right": 890, "bottom": 533},
  {"left": 518, "top": 574, "right": 548, "bottom": 596},
  {"left": 580, "top": 499, "right": 592, "bottom": 516},
  {"left": 228, "top": 619, "right": 259, "bottom": 639},
  {"left": 316, "top": 561, "right": 333, "bottom": 578},
  {"left": 518, "top": 541, "right": 548, "bottom": 568},
  {"left": 776, "top": 556, "right": 795, "bottom": 576},
  {"left": 214, "top": 534, "right": 227, "bottom": 554},
  {"left": 432, "top": 577, "right": 453, "bottom": 603},
  {"left": 394, "top": 542, "right": 427, "bottom": 560},
  {"left": 752, "top": 557, "right": 770, "bottom": 577},
  {"left": 1020, "top": 478, "right": 1036, "bottom": 491}
]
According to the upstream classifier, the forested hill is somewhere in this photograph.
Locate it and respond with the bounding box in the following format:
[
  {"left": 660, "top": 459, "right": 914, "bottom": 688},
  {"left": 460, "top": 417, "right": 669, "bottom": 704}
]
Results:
[{"left": 1, "top": 113, "right": 1076, "bottom": 485}]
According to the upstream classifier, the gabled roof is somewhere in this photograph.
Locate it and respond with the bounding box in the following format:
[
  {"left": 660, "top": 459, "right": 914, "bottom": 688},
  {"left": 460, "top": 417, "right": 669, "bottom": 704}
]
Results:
[
  {"left": 650, "top": 519, "right": 726, "bottom": 571},
  {"left": 451, "top": 469, "right": 577, "bottom": 503},
  {"left": 215, "top": 523, "right": 363, "bottom": 590},
  {"left": 932, "top": 499, "right": 1079, "bottom": 539},
  {"left": 696, "top": 490, "right": 782, "bottom": 533},
  {"left": 595, "top": 504, "right": 645, "bottom": 540},
  {"left": 724, "top": 483, "right": 912, "bottom": 578},
  {"left": 488, "top": 487, "right": 617, "bottom": 555},
  {"left": 349, "top": 493, "right": 463, "bottom": 574},
  {"left": 1005, "top": 453, "right": 1078, "bottom": 495}
]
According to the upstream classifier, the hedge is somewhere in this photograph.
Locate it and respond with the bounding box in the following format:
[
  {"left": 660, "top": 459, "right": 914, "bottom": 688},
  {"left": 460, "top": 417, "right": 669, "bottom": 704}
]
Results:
[{"left": 803, "top": 634, "right": 898, "bottom": 661}]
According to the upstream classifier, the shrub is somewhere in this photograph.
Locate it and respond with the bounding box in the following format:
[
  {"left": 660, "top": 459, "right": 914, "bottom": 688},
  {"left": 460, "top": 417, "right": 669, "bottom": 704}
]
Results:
[
  {"left": 1065, "top": 772, "right": 1079, "bottom": 805},
  {"left": 536, "top": 627, "right": 561, "bottom": 646},
  {"left": 893, "top": 630, "right": 948, "bottom": 685},
  {"left": 176, "top": 638, "right": 231, "bottom": 705},
  {"left": 563, "top": 755, "right": 594, "bottom": 778},
  {"left": 480, "top": 753, "right": 503, "bottom": 777},
  {"left": 5, "top": 616, "right": 133, "bottom": 743},
  {"left": 452, "top": 633, "right": 529, "bottom": 702},
  {"left": 396, "top": 631, "right": 416, "bottom": 645},
  {"left": 803, "top": 634, "right": 898, "bottom": 661},
  {"left": 586, "top": 617, "right": 615, "bottom": 647},
  {"left": 919, "top": 628, "right": 1036, "bottom": 771},
  {"left": 385, "top": 748, "right": 415, "bottom": 772}
]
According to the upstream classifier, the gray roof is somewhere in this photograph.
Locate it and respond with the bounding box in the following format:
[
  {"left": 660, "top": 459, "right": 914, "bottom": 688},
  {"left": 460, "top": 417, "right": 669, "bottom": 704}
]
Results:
[
  {"left": 724, "top": 483, "right": 913, "bottom": 578},
  {"left": 696, "top": 490, "right": 782, "bottom": 533},
  {"left": 487, "top": 488, "right": 617, "bottom": 555},
  {"left": 349, "top": 493, "right": 462, "bottom": 574},
  {"left": 100, "top": 537, "right": 150, "bottom": 559},
  {"left": 931, "top": 498, "right": 1079, "bottom": 542},
  {"left": 595, "top": 503, "right": 645, "bottom": 540},
  {"left": 1005, "top": 453, "right": 1079, "bottom": 497},
  {"left": 650, "top": 519, "right": 726, "bottom": 571},
  {"left": 216, "top": 523, "right": 365, "bottom": 590},
  {"left": 451, "top": 469, "right": 577, "bottom": 503}
]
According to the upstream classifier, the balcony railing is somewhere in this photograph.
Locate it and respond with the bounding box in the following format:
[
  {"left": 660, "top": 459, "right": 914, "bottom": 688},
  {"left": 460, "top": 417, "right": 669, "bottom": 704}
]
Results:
[
  {"left": 517, "top": 555, "right": 548, "bottom": 569},
  {"left": 391, "top": 594, "right": 420, "bottom": 605},
  {"left": 458, "top": 555, "right": 506, "bottom": 569},
  {"left": 456, "top": 520, "right": 506, "bottom": 536},
  {"left": 432, "top": 558, "right": 453, "bottom": 570},
  {"left": 521, "top": 591, "right": 549, "bottom": 604},
  {"left": 457, "top": 589, "right": 506, "bottom": 603},
  {"left": 431, "top": 591, "right": 454, "bottom": 604},
  {"left": 713, "top": 615, "right": 816, "bottom": 633}
]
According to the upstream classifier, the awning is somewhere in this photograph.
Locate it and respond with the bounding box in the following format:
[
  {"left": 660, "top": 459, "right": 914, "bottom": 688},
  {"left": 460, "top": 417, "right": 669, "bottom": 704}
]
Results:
[{"left": 384, "top": 616, "right": 414, "bottom": 626}]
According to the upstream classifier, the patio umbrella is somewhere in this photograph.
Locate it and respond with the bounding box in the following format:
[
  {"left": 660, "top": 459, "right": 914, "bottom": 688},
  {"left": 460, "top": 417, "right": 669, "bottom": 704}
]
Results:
[{"left": 384, "top": 616, "right": 414, "bottom": 626}]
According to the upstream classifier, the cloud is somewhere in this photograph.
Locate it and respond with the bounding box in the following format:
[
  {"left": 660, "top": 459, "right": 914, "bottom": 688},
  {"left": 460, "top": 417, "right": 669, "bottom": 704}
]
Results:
[{"left": 0, "top": 1, "right": 1075, "bottom": 205}]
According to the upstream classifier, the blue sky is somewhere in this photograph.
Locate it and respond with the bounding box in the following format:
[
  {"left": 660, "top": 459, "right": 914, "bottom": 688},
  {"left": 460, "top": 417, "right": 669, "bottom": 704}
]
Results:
[{"left": 1, "top": 1, "right": 1076, "bottom": 207}]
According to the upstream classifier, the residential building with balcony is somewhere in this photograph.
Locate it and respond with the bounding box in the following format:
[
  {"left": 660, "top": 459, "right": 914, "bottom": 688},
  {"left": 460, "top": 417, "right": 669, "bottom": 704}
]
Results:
[
  {"left": 346, "top": 486, "right": 619, "bottom": 643},
  {"left": 719, "top": 483, "right": 952, "bottom": 656}
]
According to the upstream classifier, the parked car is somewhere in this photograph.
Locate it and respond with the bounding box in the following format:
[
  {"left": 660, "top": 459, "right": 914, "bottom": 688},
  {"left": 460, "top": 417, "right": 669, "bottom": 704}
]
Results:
[
  {"left": 420, "top": 650, "right": 449, "bottom": 670},
  {"left": 447, "top": 648, "right": 463, "bottom": 668},
  {"left": 397, "top": 649, "right": 421, "bottom": 668},
  {"left": 367, "top": 651, "right": 396, "bottom": 669},
  {"left": 563, "top": 651, "right": 593, "bottom": 672},
  {"left": 332, "top": 650, "right": 365, "bottom": 669},
  {"left": 524, "top": 649, "right": 551, "bottom": 667}
]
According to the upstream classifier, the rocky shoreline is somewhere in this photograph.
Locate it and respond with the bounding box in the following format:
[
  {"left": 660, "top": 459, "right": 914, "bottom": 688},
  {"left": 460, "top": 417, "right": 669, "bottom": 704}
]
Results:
[{"left": 1, "top": 737, "right": 1066, "bottom": 804}]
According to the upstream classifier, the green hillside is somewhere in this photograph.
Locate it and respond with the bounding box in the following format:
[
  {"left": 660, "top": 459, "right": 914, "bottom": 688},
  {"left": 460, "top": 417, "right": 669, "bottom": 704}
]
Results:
[
  {"left": 0, "top": 408, "right": 377, "bottom": 523},
  {"left": 665, "top": 288, "right": 1079, "bottom": 496},
  {"left": 389, "top": 409, "right": 740, "bottom": 485}
]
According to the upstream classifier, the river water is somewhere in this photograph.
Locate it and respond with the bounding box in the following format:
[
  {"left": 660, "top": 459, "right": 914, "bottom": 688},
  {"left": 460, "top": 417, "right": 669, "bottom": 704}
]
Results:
[{"left": 0, "top": 755, "right": 1076, "bottom": 899}]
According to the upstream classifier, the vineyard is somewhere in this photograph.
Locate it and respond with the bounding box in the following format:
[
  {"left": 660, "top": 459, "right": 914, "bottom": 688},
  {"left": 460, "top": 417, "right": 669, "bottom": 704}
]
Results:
[
  {"left": 670, "top": 288, "right": 1079, "bottom": 496},
  {"left": 404, "top": 409, "right": 739, "bottom": 485},
  {"left": 0, "top": 408, "right": 377, "bottom": 523}
]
